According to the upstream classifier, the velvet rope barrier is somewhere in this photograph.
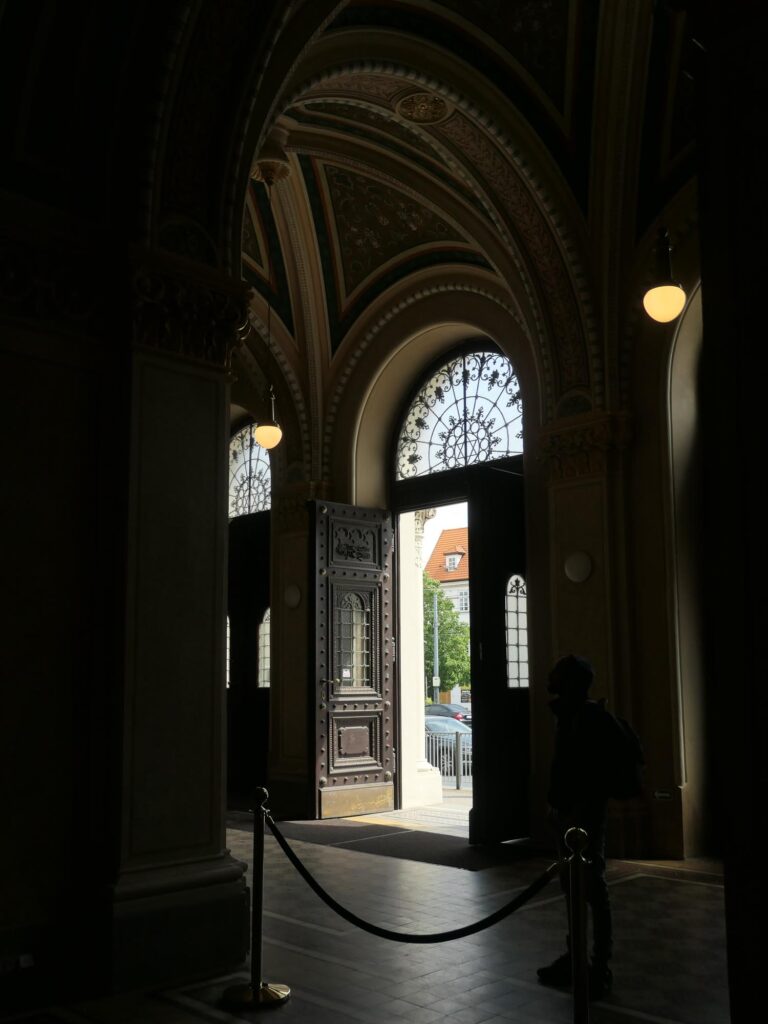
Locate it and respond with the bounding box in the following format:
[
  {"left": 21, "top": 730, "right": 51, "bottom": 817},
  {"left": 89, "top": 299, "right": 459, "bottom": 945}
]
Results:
[{"left": 265, "top": 811, "right": 560, "bottom": 944}]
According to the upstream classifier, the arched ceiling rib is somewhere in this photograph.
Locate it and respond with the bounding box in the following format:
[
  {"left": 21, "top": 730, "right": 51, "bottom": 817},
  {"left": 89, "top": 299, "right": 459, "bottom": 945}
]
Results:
[{"left": 237, "top": 0, "right": 698, "bottom": 441}]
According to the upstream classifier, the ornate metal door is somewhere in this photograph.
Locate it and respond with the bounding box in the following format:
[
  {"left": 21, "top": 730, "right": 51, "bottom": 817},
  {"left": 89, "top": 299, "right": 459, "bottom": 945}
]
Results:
[{"left": 311, "top": 501, "right": 396, "bottom": 818}]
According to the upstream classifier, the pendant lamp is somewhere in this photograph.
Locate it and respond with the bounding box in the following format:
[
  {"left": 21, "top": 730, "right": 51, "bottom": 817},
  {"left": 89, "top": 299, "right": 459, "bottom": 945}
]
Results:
[
  {"left": 254, "top": 384, "right": 282, "bottom": 450},
  {"left": 643, "top": 227, "right": 687, "bottom": 323}
]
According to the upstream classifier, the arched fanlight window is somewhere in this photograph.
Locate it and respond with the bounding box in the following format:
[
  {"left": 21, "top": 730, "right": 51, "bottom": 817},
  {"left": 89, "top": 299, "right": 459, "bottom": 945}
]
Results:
[
  {"left": 258, "top": 608, "right": 271, "bottom": 688},
  {"left": 505, "top": 575, "right": 529, "bottom": 688},
  {"left": 396, "top": 350, "right": 523, "bottom": 480},
  {"left": 229, "top": 423, "right": 272, "bottom": 517}
]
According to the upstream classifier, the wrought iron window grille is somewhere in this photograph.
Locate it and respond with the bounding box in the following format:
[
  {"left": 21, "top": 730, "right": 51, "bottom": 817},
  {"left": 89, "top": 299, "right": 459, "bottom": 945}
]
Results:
[
  {"left": 396, "top": 350, "right": 523, "bottom": 480},
  {"left": 229, "top": 422, "right": 272, "bottom": 517}
]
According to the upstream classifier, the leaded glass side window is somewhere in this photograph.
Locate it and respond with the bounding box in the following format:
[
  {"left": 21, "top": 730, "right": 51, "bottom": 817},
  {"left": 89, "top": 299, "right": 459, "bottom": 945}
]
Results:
[
  {"left": 229, "top": 423, "right": 272, "bottom": 517},
  {"left": 505, "top": 575, "right": 529, "bottom": 688},
  {"left": 396, "top": 350, "right": 523, "bottom": 479},
  {"left": 335, "top": 592, "right": 371, "bottom": 689},
  {"left": 226, "top": 616, "right": 231, "bottom": 689},
  {"left": 258, "top": 608, "right": 271, "bottom": 688}
]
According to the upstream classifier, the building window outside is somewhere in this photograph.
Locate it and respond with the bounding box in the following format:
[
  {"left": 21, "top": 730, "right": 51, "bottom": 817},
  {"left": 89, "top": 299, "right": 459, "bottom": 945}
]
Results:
[
  {"left": 396, "top": 349, "right": 523, "bottom": 479},
  {"left": 445, "top": 553, "right": 460, "bottom": 570},
  {"left": 505, "top": 574, "right": 529, "bottom": 688},
  {"left": 229, "top": 423, "right": 272, "bottom": 517},
  {"left": 258, "top": 608, "right": 271, "bottom": 688},
  {"left": 458, "top": 589, "right": 469, "bottom": 612}
]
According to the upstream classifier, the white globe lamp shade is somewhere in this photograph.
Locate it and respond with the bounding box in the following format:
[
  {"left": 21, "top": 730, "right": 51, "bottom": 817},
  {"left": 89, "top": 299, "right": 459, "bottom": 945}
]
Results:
[
  {"left": 642, "top": 283, "right": 687, "bottom": 323},
  {"left": 254, "top": 423, "right": 282, "bottom": 449}
]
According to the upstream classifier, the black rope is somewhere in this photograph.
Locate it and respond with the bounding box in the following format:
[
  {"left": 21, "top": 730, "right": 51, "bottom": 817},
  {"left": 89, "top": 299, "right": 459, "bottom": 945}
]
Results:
[{"left": 265, "top": 813, "right": 560, "bottom": 944}]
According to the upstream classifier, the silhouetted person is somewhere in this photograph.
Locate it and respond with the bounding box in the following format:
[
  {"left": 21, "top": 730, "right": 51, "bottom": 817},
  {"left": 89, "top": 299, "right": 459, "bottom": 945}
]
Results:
[{"left": 537, "top": 655, "right": 613, "bottom": 1000}]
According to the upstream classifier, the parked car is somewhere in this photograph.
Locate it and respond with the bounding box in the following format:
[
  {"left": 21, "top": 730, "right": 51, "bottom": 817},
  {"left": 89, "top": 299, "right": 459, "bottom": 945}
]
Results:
[
  {"left": 425, "top": 702, "right": 472, "bottom": 726},
  {"left": 424, "top": 717, "right": 473, "bottom": 775}
]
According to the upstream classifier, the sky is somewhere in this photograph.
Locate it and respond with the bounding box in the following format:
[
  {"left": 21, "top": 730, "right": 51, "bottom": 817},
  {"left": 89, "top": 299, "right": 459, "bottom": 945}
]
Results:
[{"left": 420, "top": 502, "right": 468, "bottom": 569}]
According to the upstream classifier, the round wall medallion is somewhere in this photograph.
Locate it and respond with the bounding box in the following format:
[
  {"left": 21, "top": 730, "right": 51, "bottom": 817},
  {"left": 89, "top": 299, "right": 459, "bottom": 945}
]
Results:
[
  {"left": 564, "top": 551, "right": 593, "bottom": 583},
  {"left": 284, "top": 583, "right": 302, "bottom": 608},
  {"left": 397, "top": 91, "right": 450, "bottom": 124}
]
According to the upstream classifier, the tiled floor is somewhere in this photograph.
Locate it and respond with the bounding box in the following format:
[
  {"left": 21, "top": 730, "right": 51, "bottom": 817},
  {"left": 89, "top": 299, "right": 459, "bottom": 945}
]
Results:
[{"left": 7, "top": 801, "right": 729, "bottom": 1024}]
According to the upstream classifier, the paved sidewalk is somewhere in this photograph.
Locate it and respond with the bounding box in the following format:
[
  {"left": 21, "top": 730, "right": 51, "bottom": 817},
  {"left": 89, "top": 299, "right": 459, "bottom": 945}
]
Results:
[{"left": 353, "top": 791, "right": 473, "bottom": 838}]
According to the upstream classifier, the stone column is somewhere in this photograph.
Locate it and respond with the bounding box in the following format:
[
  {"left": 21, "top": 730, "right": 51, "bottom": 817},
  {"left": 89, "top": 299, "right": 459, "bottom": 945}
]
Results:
[
  {"left": 104, "top": 259, "right": 250, "bottom": 989},
  {"left": 537, "top": 412, "right": 662, "bottom": 858},
  {"left": 399, "top": 510, "right": 442, "bottom": 808}
]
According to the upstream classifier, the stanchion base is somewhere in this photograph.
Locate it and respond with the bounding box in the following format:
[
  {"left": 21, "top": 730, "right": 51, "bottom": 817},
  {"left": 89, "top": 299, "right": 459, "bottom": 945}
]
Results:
[{"left": 220, "top": 982, "right": 291, "bottom": 1010}]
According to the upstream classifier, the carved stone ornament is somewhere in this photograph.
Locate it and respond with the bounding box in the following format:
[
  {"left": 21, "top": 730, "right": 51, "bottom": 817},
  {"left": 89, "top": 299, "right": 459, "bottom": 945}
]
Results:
[
  {"left": 397, "top": 91, "right": 451, "bottom": 124},
  {"left": 0, "top": 238, "right": 104, "bottom": 333},
  {"left": 538, "top": 414, "right": 631, "bottom": 480},
  {"left": 251, "top": 126, "right": 291, "bottom": 185},
  {"left": 132, "top": 267, "right": 248, "bottom": 367}
]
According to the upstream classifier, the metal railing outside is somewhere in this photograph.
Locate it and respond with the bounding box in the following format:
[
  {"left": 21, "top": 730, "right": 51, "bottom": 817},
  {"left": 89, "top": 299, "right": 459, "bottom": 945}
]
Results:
[{"left": 425, "top": 731, "right": 473, "bottom": 789}]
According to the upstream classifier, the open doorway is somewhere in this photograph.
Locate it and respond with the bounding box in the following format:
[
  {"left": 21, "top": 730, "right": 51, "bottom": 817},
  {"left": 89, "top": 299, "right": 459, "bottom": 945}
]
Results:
[
  {"left": 398, "top": 501, "right": 473, "bottom": 830},
  {"left": 395, "top": 461, "right": 528, "bottom": 844},
  {"left": 413, "top": 506, "right": 472, "bottom": 758}
]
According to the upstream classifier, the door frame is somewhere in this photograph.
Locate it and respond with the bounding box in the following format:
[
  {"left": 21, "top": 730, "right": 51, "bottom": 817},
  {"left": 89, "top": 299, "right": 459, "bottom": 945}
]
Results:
[{"left": 390, "top": 456, "right": 528, "bottom": 840}]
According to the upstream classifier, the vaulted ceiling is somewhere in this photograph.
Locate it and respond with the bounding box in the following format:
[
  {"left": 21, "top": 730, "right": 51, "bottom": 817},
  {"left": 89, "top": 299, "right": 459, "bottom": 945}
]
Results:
[{"left": 237, "top": 0, "right": 697, "bottom": 459}]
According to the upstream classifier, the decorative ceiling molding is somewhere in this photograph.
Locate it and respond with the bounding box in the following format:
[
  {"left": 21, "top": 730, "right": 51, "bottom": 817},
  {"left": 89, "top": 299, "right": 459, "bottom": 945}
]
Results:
[
  {"left": 273, "top": 160, "right": 329, "bottom": 480},
  {"left": 286, "top": 98, "right": 472, "bottom": 205},
  {"left": 241, "top": 179, "right": 295, "bottom": 335},
  {"left": 295, "top": 153, "right": 494, "bottom": 355},
  {"left": 322, "top": 2, "right": 600, "bottom": 149},
  {"left": 320, "top": 161, "right": 470, "bottom": 301},
  {"left": 281, "top": 56, "right": 598, "bottom": 410},
  {"left": 435, "top": 110, "right": 590, "bottom": 403}
]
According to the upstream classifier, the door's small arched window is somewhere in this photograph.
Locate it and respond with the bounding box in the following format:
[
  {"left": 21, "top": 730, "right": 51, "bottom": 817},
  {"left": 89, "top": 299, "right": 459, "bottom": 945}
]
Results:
[
  {"left": 335, "top": 592, "right": 371, "bottom": 689},
  {"left": 258, "top": 608, "right": 271, "bottom": 688},
  {"left": 396, "top": 350, "right": 523, "bottom": 479},
  {"left": 229, "top": 423, "right": 272, "bottom": 517},
  {"left": 505, "top": 575, "right": 528, "bottom": 688}
]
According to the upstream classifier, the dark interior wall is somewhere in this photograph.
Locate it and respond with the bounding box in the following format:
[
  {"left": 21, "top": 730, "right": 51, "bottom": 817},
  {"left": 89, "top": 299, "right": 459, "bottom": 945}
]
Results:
[
  {"left": 697, "top": 6, "right": 768, "bottom": 1018},
  {"left": 0, "top": 2, "right": 255, "bottom": 999},
  {"left": 0, "top": 321, "right": 128, "bottom": 999}
]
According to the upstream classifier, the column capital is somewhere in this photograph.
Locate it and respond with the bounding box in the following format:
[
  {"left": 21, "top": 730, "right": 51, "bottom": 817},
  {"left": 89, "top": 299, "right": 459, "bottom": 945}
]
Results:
[
  {"left": 132, "top": 255, "right": 250, "bottom": 368},
  {"left": 538, "top": 412, "right": 632, "bottom": 480}
]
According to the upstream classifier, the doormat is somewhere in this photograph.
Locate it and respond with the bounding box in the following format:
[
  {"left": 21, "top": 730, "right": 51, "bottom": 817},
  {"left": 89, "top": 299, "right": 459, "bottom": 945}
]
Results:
[{"left": 259, "top": 817, "right": 552, "bottom": 873}]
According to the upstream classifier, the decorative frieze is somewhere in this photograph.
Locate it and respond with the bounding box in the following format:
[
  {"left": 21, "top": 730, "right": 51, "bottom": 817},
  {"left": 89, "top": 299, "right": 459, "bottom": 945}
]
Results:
[
  {"left": 435, "top": 111, "right": 591, "bottom": 399},
  {"left": 539, "top": 413, "right": 631, "bottom": 480},
  {"left": 132, "top": 266, "right": 248, "bottom": 367},
  {"left": 0, "top": 237, "right": 106, "bottom": 335}
]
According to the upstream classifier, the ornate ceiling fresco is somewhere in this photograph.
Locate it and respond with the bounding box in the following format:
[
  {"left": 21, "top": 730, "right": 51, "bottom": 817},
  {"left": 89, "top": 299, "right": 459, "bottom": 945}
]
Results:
[{"left": 239, "top": 0, "right": 697, "bottom": 435}]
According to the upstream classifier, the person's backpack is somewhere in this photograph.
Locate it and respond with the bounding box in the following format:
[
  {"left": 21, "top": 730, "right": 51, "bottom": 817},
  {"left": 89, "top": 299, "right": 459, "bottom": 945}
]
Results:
[{"left": 604, "top": 711, "right": 645, "bottom": 799}]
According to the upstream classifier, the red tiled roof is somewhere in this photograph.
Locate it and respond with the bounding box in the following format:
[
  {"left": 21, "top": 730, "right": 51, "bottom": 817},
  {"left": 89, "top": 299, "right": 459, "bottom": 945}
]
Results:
[{"left": 424, "top": 527, "right": 470, "bottom": 582}]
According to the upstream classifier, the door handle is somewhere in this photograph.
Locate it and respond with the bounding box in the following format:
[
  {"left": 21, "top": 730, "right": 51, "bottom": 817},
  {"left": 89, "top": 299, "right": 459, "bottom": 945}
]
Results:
[{"left": 319, "top": 678, "right": 340, "bottom": 701}]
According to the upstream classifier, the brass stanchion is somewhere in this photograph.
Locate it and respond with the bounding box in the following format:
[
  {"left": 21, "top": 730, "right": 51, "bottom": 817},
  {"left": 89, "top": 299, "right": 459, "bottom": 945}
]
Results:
[
  {"left": 565, "top": 827, "right": 589, "bottom": 1024},
  {"left": 221, "top": 787, "right": 290, "bottom": 1010}
]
